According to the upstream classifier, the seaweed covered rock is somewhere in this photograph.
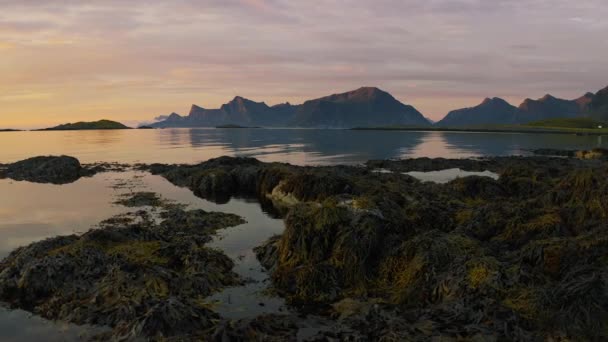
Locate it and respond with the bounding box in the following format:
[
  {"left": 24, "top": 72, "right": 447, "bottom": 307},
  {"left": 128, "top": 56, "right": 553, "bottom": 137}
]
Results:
[
  {"left": 1, "top": 155, "right": 92, "bottom": 184},
  {"left": 0, "top": 207, "right": 246, "bottom": 340},
  {"left": 114, "top": 191, "right": 167, "bottom": 207},
  {"left": 308, "top": 303, "right": 515, "bottom": 341},
  {"left": 145, "top": 155, "right": 608, "bottom": 340},
  {"left": 576, "top": 148, "right": 608, "bottom": 160},
  {"left": 250, "top": 159, "right": 608, "bottom": 339},
  {"left": 211, "top": 314, "right": 298, "bottom": 341}
]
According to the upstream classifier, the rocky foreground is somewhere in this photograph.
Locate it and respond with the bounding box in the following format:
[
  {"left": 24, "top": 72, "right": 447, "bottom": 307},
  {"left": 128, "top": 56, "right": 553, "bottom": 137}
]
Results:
[{"left": 0, "top": 150, "right": 607, "bottom": 340}]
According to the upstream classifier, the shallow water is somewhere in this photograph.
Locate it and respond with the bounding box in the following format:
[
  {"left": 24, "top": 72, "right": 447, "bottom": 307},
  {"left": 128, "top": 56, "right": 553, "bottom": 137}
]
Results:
[
  {"left": 405, "top": 168, "right": 499, "bottom": 184},
  {"left": 0, "top": 307, "right": 105, "bottom": 342},
  {"left": 1, "top": 128, "right": 606, "bottom": 164},
  {"left": 0, "top": 171, "right": 300, "bottom": 339}
]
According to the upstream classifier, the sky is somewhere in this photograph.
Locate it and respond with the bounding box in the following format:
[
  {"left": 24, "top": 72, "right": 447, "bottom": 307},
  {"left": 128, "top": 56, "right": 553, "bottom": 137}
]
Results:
[{"left": 1, "top": 0, "right": 607, "bottom": 128}]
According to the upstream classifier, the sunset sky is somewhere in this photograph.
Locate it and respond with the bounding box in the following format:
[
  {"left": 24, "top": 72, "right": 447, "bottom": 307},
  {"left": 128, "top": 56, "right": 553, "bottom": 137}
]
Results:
[{"left": 1, "top": 0, "right": 607, "bottom": 128}]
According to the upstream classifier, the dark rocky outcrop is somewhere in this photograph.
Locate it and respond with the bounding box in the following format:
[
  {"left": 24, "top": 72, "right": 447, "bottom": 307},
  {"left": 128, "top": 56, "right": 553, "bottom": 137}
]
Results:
[
  {"left": 0, "top": 155, "right": 93, "bottom": 184},
  {"left": 114, "top": 191, "right": 169, "bottom": 207},
  {"left": 211, "top": 314, "right": 298, "bottom": 341},
  {"left": 146, "top": 154, "right": 608, "bottom": 340},
  {"left": 0, "top": 206, "right": 245, "bottom": 340},
  {"left": 4, "top": 153, "right": 608, "bottom": 340}
]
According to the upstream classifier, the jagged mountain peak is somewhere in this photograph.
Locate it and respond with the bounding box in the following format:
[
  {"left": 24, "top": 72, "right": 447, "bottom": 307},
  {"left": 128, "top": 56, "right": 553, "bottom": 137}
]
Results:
[
  {"left": 350, "top": 86, "right": 391, "bottom": 99},
  {"left": 540, "top": 94, "right": 556, "bottom": 101},
  {"left": 480, "top": 97, "right": 510, "bottom": 106},
  {"left": 293, "top": 87, "right": 427, "bottom": 127},
  {"left": 437, "top": 97, "right": 518, "bottom": 127},
  {"left": 230, "top": 95, "right": 253, "bottom": 103},
  {"left": 272, "top": 102, "right": 293, "bottom": 108},
  {"left": 318, "top": 86, "right": 394, "bottom": 104}
]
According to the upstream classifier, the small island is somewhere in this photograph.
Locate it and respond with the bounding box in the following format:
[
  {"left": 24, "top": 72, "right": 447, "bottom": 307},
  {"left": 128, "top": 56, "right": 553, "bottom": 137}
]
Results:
[
  {"left": 0, "top": 129, "right": 20, "bottom": 132},
  {"left": 39, "top": 119, "right": 131, "bottom": 131}
]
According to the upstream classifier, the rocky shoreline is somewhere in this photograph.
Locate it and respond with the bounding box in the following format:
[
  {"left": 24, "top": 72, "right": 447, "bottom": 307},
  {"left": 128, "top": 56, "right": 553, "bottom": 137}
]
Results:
[{"left": 1, "top": 151, "right": 607, "bottom": 340}]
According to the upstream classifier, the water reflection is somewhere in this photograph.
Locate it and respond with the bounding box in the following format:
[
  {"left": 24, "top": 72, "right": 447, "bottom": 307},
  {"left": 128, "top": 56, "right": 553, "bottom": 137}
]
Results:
[
  {"left": 405, "top": 169, "right": 499, "bottom": 184},
  {"left": 1, "top": 128, "right": 607, "bottom": 165},
  {"left": 440, "top": 132, "right": 607, "bottom": 156},
  {"left": 186, "top": 129, "right": 427, "bottom": 164},
  {"left": 0, "top": 175, "right": 130, "bottom": 257},
  {"left": 0, "top": 307, "right": 103, "bottom": 341},
  {"left": 0, "top": 170, "right": 289, "bottom": 336}
]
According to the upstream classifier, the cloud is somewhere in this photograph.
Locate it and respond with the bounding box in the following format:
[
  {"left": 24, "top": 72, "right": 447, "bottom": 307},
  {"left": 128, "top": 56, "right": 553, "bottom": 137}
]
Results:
[{"left": 0, "top": 0, "right": 607, "bottom": 125}]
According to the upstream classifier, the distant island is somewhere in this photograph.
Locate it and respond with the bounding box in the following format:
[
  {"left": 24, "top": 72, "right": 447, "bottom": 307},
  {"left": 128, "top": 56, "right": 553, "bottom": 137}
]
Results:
[
  {"left": 39, "top": 120, "right": 131, "bottom": 131},
  {"left": 0, "top": 129, "right": 21, "bottom": 132},
  {"left": 149, "top": 85, "right": 608, "bottom": 129}
]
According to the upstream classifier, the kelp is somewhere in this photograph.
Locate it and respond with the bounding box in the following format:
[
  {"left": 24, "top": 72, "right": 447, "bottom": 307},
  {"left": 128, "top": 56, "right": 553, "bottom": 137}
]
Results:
[
  {"left": 0, "top": 206, "right": 245, "bottom": 340},
  {"left": 139, "top": 155, "right": 608, "bottom": 339}
]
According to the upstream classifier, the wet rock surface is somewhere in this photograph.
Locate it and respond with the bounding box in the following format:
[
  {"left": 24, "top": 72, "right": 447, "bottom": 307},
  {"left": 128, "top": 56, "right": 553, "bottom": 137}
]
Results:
[
  {"left": 0, "top": 205, "right": 246, "bottom": 340},
  {"left": 211, "top": 314, "right": 298, "bottom": 341},
  {"left": 0, "top": 156, "right": 94, "bottom": 184},
  {"left": 146, "top": 154, "right": 608, "bottom": 340},
  {"left": 114, "top": 191, "right": 169, "bottom": 207}
]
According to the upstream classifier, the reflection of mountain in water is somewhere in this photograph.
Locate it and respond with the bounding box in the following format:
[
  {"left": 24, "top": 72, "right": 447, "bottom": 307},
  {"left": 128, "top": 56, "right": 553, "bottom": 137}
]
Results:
[
  {"left": 440, "top": 132, "right": 607, "bottom": 156},
  {"left": 185, "top": 129, "right": 427, "bottom": 164},
  {"left": 153, "top": 128, "right": 608, "bottom": 165}
]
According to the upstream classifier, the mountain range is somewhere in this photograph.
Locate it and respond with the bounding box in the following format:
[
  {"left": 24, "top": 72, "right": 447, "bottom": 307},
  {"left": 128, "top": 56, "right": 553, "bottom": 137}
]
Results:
[
  {"left": 150, "top": 85, "right": 608, "bottom": 128},
  {"left": 150, "top": 87, "right": 429, "bottom": 128},
  {"left": 436, "top": 91, "right": 598, "bottom": 127}
]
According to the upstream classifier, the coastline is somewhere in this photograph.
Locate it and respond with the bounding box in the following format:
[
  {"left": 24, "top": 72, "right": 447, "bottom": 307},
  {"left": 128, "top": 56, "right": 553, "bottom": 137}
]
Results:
[
  {"left": 351, "top": 125, "right": 608, "bottom": 135},
  {"left": 0, "top": 150, "right": 607, "bottom": 340}
]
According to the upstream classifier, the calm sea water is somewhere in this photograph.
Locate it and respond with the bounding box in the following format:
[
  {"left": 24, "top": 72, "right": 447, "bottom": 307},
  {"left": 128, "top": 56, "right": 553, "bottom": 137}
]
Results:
[
  {"left": 0, "top": 128, "right": 606, "bottom": 340},
  {"left": 1, "top": 128, "right": 606, "bottom": 165}
]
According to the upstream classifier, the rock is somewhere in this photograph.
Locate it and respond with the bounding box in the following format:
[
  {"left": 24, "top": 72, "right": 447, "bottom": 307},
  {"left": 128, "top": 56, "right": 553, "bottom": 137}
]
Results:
[
  {"left": 117, "top": 297, "right": 219, "bottom": 339},
  {"left": 254, "top": 235, "right": 281, "bottom": 272},
  {"left": 121, "top": 155, "right": 608, "bottom": 339},
  {"left": 113, "top": 191, "right": 175, "bottom": 208},
  {"left": 531, "top": 148, "right": 578, "bottom": 157},
  {"left": 0, "top": 207, "right": 246, "bottom": 340},
  {"left": 1, "top": 155, "right": 91, "bottom": 184},
  {"left": 576, "top": 148, "right": 608, "bottom": 160},
  {"left": 211, "top": 314, "right": 298, "bottom": 341},
  {"left": 448, "top": 175, "right": 506, "bottom": 199}
]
